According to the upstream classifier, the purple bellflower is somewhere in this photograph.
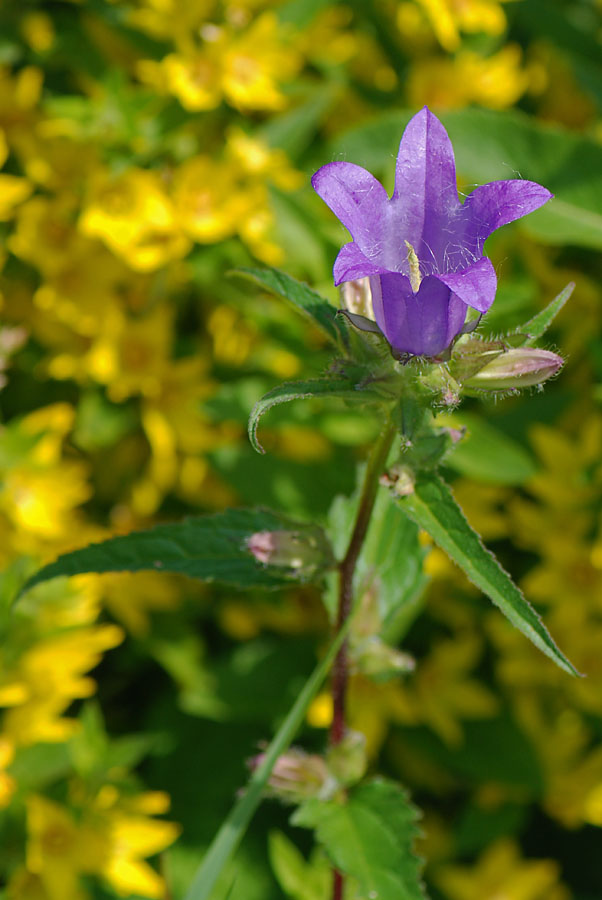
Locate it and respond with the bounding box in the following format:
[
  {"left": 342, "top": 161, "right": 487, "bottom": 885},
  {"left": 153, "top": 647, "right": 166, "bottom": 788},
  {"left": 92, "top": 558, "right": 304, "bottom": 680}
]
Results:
[{"left": 312, "top": 107, "right": 552, "bottom": 358}]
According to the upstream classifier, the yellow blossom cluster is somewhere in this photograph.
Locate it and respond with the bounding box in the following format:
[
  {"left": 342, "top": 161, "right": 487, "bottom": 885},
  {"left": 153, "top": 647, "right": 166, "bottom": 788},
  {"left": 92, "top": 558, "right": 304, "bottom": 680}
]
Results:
[{"left": 0, "top": 0, "right": 600, "bottom": 898}]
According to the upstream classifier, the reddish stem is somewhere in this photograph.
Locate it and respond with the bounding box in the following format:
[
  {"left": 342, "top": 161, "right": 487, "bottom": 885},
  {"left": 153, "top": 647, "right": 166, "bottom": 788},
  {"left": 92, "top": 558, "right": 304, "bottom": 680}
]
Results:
[{"left": 328, "top": 421, "right": 396, "bottom": 899}]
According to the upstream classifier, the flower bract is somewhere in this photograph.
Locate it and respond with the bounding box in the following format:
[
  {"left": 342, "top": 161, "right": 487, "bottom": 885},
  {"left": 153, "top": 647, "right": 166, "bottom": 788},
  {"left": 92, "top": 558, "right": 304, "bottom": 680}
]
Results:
[{"left": 312, "top": 106, "right": 552, "bottom": 357}]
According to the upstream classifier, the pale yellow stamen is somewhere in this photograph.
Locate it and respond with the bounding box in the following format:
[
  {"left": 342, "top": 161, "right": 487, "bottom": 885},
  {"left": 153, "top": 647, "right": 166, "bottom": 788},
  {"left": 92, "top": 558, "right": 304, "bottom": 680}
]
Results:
[{"left": 404, "top": 240, "right": 422, "bottom": 293}]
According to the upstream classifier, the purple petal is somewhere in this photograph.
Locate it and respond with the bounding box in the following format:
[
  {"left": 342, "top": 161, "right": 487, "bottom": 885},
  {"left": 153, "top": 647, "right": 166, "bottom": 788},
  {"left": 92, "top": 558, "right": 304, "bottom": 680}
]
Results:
[
  {"left": 333, "top": 242, "right": 389, "bottom": 285},
  {"left": 434, "top": 256, "right": 497, "bottom": 313},
  {"left": 311, "top": 162, "right": 388, "bottom": 262},
  {"left": 462, "top": 180, "right": 553, "bottom": 255},
  {"left": 391, "top": 108, "right": 461, "bottom": 270},
  {"left": 370, "top": 273, "right": 467, "bottom": 357}
]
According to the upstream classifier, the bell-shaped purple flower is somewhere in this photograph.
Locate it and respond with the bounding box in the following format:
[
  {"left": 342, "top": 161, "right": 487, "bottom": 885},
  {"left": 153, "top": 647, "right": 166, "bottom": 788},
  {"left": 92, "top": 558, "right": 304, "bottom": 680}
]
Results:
[{"left": 312, "top": 107, "right": 552, "bottom": 358}]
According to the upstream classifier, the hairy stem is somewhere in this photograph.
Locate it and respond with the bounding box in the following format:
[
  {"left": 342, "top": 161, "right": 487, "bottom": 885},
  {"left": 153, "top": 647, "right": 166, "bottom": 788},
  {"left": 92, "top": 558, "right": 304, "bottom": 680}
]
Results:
[{"left": 329, "top": 418, "right": 396, "bottom": 899}]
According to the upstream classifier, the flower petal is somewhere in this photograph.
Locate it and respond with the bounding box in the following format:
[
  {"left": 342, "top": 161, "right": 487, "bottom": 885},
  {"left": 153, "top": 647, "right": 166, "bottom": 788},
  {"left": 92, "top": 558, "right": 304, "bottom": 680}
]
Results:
[
  {"left": 434, "top": 256, "right": 497, "bottom": 313},
  {"left": 370, "top": 273, "right": 467, "bottom": 357},
  {"left": 333, "top": 242, "right": 389, "bottom": 285},
  {"left": 462, "top": 179, "right": 553, "bottom": 255},
  {"left": 311, "top": 162, "right": 388, "bottom": 261},
  {"left": 391, "top": 107, "right": 460, "bottom": 269}
]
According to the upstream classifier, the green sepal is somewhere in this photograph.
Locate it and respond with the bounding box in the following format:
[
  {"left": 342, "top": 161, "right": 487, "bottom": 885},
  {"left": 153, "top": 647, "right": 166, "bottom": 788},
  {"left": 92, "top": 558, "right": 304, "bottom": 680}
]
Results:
[{"left": 514, "top": 282, "right": 575, "bottom": 346}]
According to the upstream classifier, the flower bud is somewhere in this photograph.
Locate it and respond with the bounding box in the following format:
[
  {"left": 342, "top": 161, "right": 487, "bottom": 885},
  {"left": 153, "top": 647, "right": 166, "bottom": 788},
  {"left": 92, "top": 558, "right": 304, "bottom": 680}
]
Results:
[
  {"left": 350, "top": 636, "right": 415, "bottom": 681},
  {"left": 326, "top": 730, "right": 367, "bottom": 787},
  {"left": 462, "top": 348, "right": 563, "bottom": 392},
  {"left": 246, "top": 527, "right": 335, "bottom": 578},
  {"left": 249, "top": 747, "right": 331, "bottom": 804}
]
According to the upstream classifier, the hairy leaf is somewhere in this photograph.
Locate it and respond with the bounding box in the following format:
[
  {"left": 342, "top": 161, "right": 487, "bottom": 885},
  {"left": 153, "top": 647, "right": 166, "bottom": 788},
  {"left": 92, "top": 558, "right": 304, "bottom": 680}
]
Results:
[
  {"left": 516, "top": 282, "right": 575, "bottom": 346},
  {"left": 293, "top": 778, "right": 427, "bottom": 900},
  {"left": 396, "top": 474, "right": 577, "bottom": 675},
  {"left": 234, "top": 266, "right": 346, "bottom": 346},
  {"left": 24, "top": 509, "right": 330, "bottom": 594},
  {"left": 249, "top": 375, "right": 380, "bottom": 454}
]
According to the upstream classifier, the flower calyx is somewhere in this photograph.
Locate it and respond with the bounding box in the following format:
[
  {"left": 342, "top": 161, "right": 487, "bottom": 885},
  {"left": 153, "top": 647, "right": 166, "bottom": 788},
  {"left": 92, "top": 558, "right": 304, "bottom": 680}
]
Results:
[{"left": 246, "top": 525, "right": 335, "bottom": 580}]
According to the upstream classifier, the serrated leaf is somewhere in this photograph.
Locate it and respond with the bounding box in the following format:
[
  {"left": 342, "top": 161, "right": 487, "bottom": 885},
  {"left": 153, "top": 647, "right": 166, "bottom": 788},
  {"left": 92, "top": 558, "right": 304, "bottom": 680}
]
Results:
[
  {"left": 293, "top": 778, "right": 427, "bottom": 900},
  {"left": 516, "top": 282, "right": 575, "bottom": 346},
  {"left": 396, "top": 474, "right": 577, "bottom": 675},
  {"left": 249, "top": 376, "right": 380, "bottom": 454},
  {"left": 234, "top": 266, "right": 346, "bottom": 346},
  {"left": 23, "top": 509, "right": 329, "bottom": 595}
]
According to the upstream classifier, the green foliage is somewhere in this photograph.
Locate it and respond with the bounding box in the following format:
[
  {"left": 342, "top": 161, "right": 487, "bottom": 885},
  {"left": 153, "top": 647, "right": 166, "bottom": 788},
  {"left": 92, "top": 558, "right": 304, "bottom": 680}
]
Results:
[
  {"left": 249, "top": 375, "right": 382, "bottom": 453},
  {"left": 396, "top": 474, "right": 577, "bottom": 674},
  {"left": 23, "top": 509, "right": 331, "bottom": 593},
  {"left": 444, "top": 413, "right": 537, "bottom": 485},
  {"left": 293, "top": 778, "right": 427, "bottom": 900},
  {"left": 516, "top": 282, "right": 575, "bottom": 346},
  {"left": 235, "top": 267, "right": 347, "bottom": 347}
]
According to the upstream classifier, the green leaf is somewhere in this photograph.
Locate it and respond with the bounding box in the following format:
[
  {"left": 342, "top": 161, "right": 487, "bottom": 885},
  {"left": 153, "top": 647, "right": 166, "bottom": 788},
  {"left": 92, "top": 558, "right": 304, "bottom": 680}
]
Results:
[
  {"left": 356, "top": 488, "right": 428, "bottom": 641},
  {"left": 249, "top": 375, "right": 380, "bottom": 454},
  {"left": 326, "top": 108, "right": 602, "bottom": 249},
  {"left": 234, "top": 267, "right": 346, "bottom": 346},
  {"left": 443, "top": 414, "right": 537, "bottom": 485},
  {"left": 23, "top": 509, "right": 329, "bottom": 594},
  {"left": 293, "top": 778, "right": 427, "bottom": 900},
  {"left": 516, "top": 282, "right": 575, "bottom": 346},
  {"left": 182, "top": 621, "right": 351, "bottom": 900},
  {"left": 396, "top": 474, "right": 577, "bottom": 675},
  {"left": 268, "top": 831, "right": 331, "bottom": 900}
]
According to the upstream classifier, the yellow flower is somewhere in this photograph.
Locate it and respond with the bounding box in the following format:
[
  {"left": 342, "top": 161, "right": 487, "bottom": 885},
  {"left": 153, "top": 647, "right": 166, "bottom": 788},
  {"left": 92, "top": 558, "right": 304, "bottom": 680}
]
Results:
[
  {"left": 172, "top": 156, "right": 249, "bottom": 243},
  {"left": 0, "top": 129, "right": 32, "bottom": 221},
  {"left": 80, "top": 169, "right": 191, "bottom": 272},
  {"left": 25, "top": 790, "right": 180, "bottom": 900},
  {"left": 412, "top": 0, "right": 510, "bottom": 52},
  {"left": 221, "top": 13, "right": 301, "bottom": 112},
  {"left": 0, "top": 624, "right": 123, "bottom": 746},
  {"left": 436, "top": 838, "right": 570, "bottom": 900},
  {"left": 0, "top": 404, "right": 95, "bottom": 562},
  {"left": 409, "top": 45, "right": 530, "bottom": 110},
  {"left": 401, "top": 632, "right": 498, "bottom": 746},
  {"left": 153, "top": 49, "right": 222, "bottom": 111},
  {"left": 0, "top": 734, "right": 16, "bottom": 809}
]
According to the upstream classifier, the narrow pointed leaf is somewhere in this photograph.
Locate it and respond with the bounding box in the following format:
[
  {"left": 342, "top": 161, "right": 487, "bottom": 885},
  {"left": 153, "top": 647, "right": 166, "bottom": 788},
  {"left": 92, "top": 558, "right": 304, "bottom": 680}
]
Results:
[
  {"left": 23, "top": 509, "right": 330, "bottom": 595},
  {"left": 396, "top": 474, "right": 577, "bottom": 675},
  {"left": 234, "top": 266, "right": 347, "bottom": 346},
  {"left": 293, "top": 778, "right": 427, "bottom": 900},
  {"left": 516, "top": 282, "right": 574, "bottom": 346},
  {"left": 249, "top": 375, "right": 380, "bottom": 453},
  {"left": 183, "top": 621, "right": 351, "bottom": 900}
]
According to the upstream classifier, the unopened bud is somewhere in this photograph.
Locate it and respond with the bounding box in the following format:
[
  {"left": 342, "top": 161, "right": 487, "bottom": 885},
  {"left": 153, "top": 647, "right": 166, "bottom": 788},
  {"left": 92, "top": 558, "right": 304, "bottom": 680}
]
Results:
[
  {"left": 249, "top": 747, "right": 330, "bottom": 804},
  {"left": 350, "top": 636, "right": 415, "bottom": 681},
  {"left": 326, "top": 730, "right": 367, "bottom": 787},
  {"left": 246, "top": 527, "right": 334, "bottom": 578},
  {"left": 380, "top": 463, "right": 415, "bottom": 497},
  {"left": 462, "top": 348, "right": 563, "bottom": 392}
]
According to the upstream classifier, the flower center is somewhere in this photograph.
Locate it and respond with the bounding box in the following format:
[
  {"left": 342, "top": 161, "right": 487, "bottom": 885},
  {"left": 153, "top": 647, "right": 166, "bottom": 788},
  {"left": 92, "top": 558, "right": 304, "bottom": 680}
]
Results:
[{"left": 404, "top": 241, "right": 422, "bottom": 293}]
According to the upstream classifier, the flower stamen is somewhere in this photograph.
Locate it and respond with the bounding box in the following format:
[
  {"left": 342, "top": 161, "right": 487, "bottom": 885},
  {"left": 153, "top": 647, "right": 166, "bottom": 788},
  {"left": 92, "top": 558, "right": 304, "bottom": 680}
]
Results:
[{"left": 404, "top": 240, "right": 422, "bottom": 293}]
